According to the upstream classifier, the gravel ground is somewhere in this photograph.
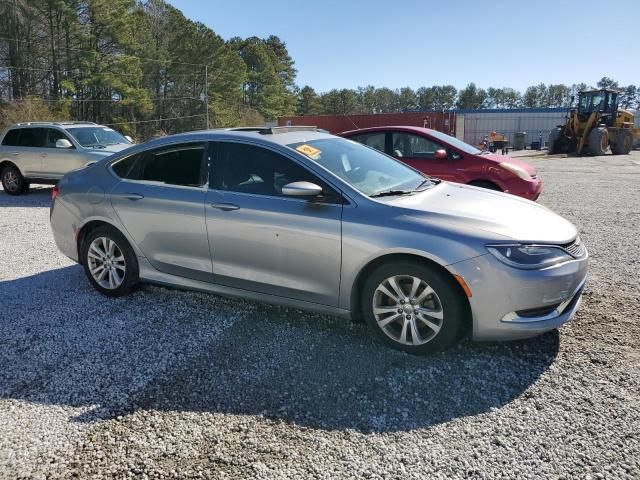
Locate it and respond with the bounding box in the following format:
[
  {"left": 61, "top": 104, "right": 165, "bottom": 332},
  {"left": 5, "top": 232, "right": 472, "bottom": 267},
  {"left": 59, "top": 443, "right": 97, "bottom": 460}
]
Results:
[{"left": 1, "top": 151, "right": 639, "bottom": 479}]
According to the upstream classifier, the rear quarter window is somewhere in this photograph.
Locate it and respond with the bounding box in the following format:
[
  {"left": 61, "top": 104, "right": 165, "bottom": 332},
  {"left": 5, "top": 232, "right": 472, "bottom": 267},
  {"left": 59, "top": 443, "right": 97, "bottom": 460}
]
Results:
[{"left": 2, "top": 129, "right": 21, "bottom": 146}]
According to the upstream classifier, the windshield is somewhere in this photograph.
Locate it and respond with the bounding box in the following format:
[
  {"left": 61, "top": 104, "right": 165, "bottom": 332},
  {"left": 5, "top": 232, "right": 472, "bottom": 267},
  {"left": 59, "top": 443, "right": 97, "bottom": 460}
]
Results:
[
  {"left": 288, "top": 137, "right": 431, "bottom": 197},
  {"left": 427, "top": 129, "right": 482, "bottom": 154},
  {"left": 66, "top": 126, "right": 131, "bottom": 148}
]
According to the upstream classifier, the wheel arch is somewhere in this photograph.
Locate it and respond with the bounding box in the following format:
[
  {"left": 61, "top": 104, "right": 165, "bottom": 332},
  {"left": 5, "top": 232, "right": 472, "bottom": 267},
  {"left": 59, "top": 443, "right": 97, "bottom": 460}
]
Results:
[
  {"left": 349, "top": 252, "right": 472, "bottom": 332},
  {"left": 76, "top": 218, "right": 136, "bottom": 265},
  {"left": 0, "top": 159, "right": 22, "bottom": 175},
  {"left": 467, "top": 179, "right": 502, "bottom": 191}
]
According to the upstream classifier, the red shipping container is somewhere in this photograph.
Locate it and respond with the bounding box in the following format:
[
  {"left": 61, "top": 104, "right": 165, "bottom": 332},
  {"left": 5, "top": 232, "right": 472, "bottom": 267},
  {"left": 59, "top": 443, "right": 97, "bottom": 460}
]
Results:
[{"left": 278, "top": 112, "right": 456, "bottom": 136}]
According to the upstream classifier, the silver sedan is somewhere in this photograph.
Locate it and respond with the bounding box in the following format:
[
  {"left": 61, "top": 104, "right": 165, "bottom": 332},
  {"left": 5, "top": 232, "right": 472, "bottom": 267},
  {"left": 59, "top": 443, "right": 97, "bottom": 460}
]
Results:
[{"left": 50, "top": 127, "right": 588, "bottom": 354}]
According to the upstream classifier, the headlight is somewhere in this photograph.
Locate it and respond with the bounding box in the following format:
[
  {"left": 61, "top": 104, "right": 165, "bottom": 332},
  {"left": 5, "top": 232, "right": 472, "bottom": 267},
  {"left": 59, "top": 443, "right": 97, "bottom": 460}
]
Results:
[
  {"left": 487, "top": 244, "right": 573, "bottom": 269},
  {"left": 500, "top": 162, "right": 531, "bottom": 180}
]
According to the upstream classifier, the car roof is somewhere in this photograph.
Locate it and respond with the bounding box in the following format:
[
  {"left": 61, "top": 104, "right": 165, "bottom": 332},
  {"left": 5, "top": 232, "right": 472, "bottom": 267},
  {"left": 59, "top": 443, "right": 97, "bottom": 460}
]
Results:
[
  {"left": 140, "top": 127, "right": 336, "bottom": 150},
  {"left": 9, "top": 121, "right": 101, "bottom": 128},
  {"left": 340, "top": 125, "right": 437, "bottom": 136}
]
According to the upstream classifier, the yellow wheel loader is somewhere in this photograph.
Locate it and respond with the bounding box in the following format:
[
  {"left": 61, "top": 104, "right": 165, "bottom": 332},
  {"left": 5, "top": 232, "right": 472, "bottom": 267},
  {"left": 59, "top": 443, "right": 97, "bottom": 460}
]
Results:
[{"left": 548, "top": 89, "right": 635, "bottom": 155}]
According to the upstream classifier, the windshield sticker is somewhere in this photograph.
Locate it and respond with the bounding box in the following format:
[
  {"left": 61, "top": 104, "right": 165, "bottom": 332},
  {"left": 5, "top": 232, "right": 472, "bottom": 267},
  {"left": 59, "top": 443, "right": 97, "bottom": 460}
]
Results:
[{"left": 295, "top": 144, "right": 321, "bottom": 159}]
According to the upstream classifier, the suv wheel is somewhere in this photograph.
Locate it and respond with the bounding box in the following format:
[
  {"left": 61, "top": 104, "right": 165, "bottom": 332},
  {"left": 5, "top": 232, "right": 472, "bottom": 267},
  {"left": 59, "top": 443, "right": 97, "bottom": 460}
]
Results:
[
  {"left": 1, "top": 165, "right": 28, "bottom": 195},
  {"left": 82, "top": 226, "right": 139, "bottom": 296},
  {"left": 361, "top": 261, "right": 466, "bottom": 355}
]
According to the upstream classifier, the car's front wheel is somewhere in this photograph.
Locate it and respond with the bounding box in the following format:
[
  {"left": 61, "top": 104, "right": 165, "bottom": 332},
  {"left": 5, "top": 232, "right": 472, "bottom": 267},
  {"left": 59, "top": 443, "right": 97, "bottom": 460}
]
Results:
[
  {"left": 82, "top": 226, "right": 139, "bottom": 296},
  {"left": 1, "top": 165, "right": 28, "bottom": 195},
  {"left": 361, "top": 261, "right": 467, "bottom": 355}
]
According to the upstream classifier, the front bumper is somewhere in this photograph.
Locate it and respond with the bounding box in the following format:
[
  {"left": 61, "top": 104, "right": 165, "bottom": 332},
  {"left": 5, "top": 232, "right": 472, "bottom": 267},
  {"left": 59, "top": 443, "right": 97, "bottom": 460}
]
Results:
[
  {"left": 448, "top": 251, "right": 588, "bottom": 341},
  {"left": 507, "top": 178, "right": 542, "bottom": 201}
]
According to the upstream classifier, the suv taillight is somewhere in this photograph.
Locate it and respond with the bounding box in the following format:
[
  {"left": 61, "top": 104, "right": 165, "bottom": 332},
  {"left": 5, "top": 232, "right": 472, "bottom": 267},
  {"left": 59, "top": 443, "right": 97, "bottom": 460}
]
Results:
[{"left": 52, "top": 185, "right": 59, "bottom": 200}]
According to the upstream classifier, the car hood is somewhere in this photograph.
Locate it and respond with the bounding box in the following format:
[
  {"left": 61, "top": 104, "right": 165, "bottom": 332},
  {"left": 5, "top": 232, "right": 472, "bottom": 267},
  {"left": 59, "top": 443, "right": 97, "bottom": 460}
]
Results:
[
  {"left": 478, "top": 153, "right": 537, "bottom": 176},
  {"left": 387, "top": 182, "right": 577, "bottom": 243},
  {"left": 85, "top": 144, "right": 132, "bottom": 154}
]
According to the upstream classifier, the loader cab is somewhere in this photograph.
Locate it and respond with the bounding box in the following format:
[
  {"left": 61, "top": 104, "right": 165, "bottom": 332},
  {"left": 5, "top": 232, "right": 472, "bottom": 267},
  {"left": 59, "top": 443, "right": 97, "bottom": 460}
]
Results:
[{"left": 577, "top": 89, "right": 619, "bottom": 126}]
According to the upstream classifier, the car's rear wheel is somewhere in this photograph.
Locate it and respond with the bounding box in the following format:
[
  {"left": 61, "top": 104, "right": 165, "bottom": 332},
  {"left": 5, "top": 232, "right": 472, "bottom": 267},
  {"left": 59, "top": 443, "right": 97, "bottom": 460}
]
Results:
[
  {"left": 1, "top": 165, "right": 28, "bottom": 195},
  {"left": 361, "top": 261, "right": 466, "bottom": 354},
  {"left": 82, "top": 226, "right": 139, "bottom": 296}
]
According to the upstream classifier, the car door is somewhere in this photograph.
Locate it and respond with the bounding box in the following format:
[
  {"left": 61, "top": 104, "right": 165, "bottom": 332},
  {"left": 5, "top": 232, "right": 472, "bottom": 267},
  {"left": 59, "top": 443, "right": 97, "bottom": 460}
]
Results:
[
  {"left": 40, "top": 128, "right": 84, "bottom": 178},
  {"left": 390, "top": 131, "right": 465, "bottom": 183},
  {"left": 109, "top": 142, "right": 212, "bottom": 282},
  {"left": 206, "top": 141, "right": 343, "bottom": 306},
  {"left": 2, "top": 127, "right": 46, "bottom": 177}
]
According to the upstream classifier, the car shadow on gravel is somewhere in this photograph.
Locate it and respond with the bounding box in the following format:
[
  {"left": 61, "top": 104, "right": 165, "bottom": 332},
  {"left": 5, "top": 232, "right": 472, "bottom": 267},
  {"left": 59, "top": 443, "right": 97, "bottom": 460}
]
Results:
[
  {"left": 0, "top": 186, "right": 53, "bottom": 208},
  {"left": 0, "top": 266, "right": 559, "bottom": 433}
]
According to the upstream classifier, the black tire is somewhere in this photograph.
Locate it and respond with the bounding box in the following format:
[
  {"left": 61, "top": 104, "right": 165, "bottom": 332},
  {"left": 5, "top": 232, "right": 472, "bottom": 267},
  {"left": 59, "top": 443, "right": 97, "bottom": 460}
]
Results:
[
  {"left": 1, "top": 165, "right": 28, "bottom": 195},
  {"left": 588, "top": 127, "right": 608, "bottom": 156},
  {"left": 361, "top": 260, "right": 467, "bottom": 355},
  {"left": 467, "top": 180, "right": 502, "bottom": 191},
  {"left": 610, "top": 129, "right": 633, "bottom": 155},
  {"left": 81, "top": 225, "right": 139, "bottom": 297},
  {"left": 547, "top": 127, "right": 562, "bottom": 154}
]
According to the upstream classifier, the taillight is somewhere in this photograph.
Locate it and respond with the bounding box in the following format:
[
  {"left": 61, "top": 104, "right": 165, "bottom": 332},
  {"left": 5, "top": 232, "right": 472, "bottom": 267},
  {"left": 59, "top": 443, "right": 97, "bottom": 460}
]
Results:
[{"left": 52, "top": 185, "right": 59, "bottom": 200}]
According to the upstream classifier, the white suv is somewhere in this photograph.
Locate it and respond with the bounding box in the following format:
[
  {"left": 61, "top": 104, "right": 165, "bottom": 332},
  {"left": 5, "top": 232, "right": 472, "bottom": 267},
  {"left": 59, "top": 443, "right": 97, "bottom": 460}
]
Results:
[{"left": 0, "top": 121, "right": 133, "bottom": 195}]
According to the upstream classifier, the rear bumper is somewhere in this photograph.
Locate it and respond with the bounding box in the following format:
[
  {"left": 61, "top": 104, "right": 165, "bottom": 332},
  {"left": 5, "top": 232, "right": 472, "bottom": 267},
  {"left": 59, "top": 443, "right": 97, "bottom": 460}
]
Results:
[
  {"left": 448, "top": 252, "right": 588, "bottom": 341},
  {"left": 50, "top": 199, "right": 80, "bottom": 262}
]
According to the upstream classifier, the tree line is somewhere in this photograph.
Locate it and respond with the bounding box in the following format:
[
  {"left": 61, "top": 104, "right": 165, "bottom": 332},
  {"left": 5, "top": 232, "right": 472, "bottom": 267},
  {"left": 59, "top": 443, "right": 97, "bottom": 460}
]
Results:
[
  {"left": 296, "top": 78, "right": 640, "bottom": 116},
  {"left": 1, "top": 1, "right": 638, "bottom": 139},
  {"left": 0, "top": 0, "right": 297, "bottom": 138}
]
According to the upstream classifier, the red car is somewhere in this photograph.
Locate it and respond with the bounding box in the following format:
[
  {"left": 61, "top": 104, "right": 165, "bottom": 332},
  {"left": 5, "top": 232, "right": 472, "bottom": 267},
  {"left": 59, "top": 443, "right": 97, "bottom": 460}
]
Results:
[{"left": 340, "top": 126, "right": 542, "bottom": 201}]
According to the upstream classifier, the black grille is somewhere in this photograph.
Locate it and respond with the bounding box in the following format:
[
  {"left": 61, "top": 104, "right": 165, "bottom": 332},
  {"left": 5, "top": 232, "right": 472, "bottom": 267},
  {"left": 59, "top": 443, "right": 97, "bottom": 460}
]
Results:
[
  {"left": 516, "top": 304, "right": 560, "bottom": 318},
  {"left": 562, "top": 237, "right": 586, "bottom": 258}
]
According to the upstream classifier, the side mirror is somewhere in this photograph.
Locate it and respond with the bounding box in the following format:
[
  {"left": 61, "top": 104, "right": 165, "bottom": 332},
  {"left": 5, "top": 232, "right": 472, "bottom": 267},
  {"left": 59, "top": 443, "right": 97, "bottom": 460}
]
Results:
[
  {"left": 56, "top": 138, "right": 73, "bottom": 149},
  {"left": 282, "top": 181, "right": 323, "bottom": 197},
  {"left": 434, "top": 149, "right": 448, "bottom": 160},
  {"left": 124, "top": 135, "right": 133, "bottom": 143}
]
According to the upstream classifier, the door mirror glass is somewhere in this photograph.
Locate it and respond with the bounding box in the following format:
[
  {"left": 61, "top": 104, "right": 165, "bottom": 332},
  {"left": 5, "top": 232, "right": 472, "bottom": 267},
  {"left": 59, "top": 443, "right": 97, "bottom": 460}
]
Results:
[
  {"left": 282, "top": 181, "right": 323, "bottom": 197},
  {"left": 434, "top": 149, "right": 448, "bottom": 160},
  {"left": 124, "top": 135, "right": 133, "bottom": 143},
  {"left": 56, "top": 138, "right": 73, "bottom": 149}
]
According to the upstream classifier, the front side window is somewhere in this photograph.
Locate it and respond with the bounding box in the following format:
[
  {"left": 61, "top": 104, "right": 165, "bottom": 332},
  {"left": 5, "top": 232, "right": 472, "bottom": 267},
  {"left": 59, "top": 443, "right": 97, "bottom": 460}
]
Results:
[
  {"left": 44, "top": 128, "right": 73, "bottom": 148},
  {"left": 212, "top": 142, "right": 337, "bottom": 199},
  {"left": 349, "top": 132, "right": 386, "bottom": 153},
  {"left": 66, "top": 126, "right": 131, "bottom": 148},
  {"left": 391, "top": 132, "right": 442, "bottom": 159},
  {"left": 111, "top": 143, "right": 206, "bottom": 187},
  {"left": 288, "top": 137, "right": 431, "bottom": 197}
]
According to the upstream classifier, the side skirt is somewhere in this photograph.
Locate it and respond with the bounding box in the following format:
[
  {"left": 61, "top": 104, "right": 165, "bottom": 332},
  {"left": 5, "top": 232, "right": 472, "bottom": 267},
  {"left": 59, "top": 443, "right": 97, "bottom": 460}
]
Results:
[{"left": 137, "top": 257, "right": 352, "bottom": 320}]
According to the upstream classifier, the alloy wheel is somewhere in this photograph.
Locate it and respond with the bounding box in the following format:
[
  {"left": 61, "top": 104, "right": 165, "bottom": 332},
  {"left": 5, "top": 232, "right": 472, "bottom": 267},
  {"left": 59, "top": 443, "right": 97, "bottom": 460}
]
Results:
[
  {"left": 372, "top": 275, "right": 444, "bottom": 346},
  {"left": 4, "top": 170, "right": 19, "bottom": 192},
  {"left": 87, "top": 237, "right": 126, "bottom": 290}
]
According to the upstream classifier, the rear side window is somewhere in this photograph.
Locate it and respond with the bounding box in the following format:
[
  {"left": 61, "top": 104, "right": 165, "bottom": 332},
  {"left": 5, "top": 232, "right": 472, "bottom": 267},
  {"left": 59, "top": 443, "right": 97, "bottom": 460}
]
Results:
[
  {"left": 111, "top": 153, "right": 144, "bottom": 179},
  {"left": 2, "top": 129, "right": 20, "bottom": 146},
  {"left": 16, "top": 128, "right": 45, "bottom": 147},
  {"left": 111, "top": 144, "right": 206, "bottom": 187},
  {"left": 349, "top": 132, "right": 386, "bottom": 153}
]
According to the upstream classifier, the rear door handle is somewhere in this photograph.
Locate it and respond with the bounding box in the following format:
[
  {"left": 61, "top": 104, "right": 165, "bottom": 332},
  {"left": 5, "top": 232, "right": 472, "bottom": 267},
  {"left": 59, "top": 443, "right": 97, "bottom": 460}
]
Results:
[
  {"left": 121, "top": 193, "right": 144, "bottom": 200},
  {"left": 210, "top": 202, "right": 240, "bottom": 211},
  {"left": 41, "top": 153, "right": 47, "bottom": 157}
]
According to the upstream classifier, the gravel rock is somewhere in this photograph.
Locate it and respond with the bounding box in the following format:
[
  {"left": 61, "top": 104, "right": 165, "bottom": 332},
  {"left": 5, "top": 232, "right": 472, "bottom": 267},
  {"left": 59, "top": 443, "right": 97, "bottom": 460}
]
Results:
[{"left": 1, "top": 152, "right": 639, "bottom": 479}]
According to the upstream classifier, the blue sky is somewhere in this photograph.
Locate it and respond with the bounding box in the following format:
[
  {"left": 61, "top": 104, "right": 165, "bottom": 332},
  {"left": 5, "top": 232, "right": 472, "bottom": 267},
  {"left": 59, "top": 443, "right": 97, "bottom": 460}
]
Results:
[{"left": 169, "top": 0, "right": 639, "bottom": 93}]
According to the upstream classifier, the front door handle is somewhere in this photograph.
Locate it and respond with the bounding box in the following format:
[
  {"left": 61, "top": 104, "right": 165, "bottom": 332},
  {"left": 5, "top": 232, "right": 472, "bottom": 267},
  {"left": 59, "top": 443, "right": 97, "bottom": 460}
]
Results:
[
  {"left": 41, "top": 153, "right": 47, "bottom": 157},
  {"left": 121, "top": 193, "right": 144, "bottom": 201},
  {"left": 210, "top": 202, "right": 240, "bottom": 211}
]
